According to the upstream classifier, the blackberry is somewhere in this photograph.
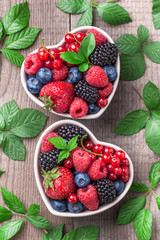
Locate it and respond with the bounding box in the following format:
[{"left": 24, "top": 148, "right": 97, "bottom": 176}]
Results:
[
  {"left": 39, "top": 149, "right": 61, "bottom": 171},
  {"left": 74, "top": 80, "right": 99, "bottom": 103},
  {"left": 58, "top": 124, "right": 87, "bottom": 143},
  {"left": 90, "top": 42, "right": 118, "bottom": 67},
  {"left": 95, "top": 179, "right": 116, "bottom": 203}
]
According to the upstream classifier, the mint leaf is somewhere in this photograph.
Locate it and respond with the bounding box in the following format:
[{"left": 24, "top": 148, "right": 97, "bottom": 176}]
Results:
[
  {"left": 129, "top": 182, "right": 149, "bottom": 193},
  {"left": 81, "top": 33, "right": 95, "bottom": 59},
  {"left": 41, "top": 224, "right": 64, "bottom": 240},
  {"left": 2, "top": 132, "right": 25, "bottom": 161},
  {"left": 120, "top": 52, "right": 146, "bottom": 81},
  {"left": 0, "top": 133, "right": 3, "bottom": 145},
  {"left": 114, "top": 110, "right": 149, "bottom": 135},
  {"left": 1, "top": 49, "right": 24, "bottom": 67},
  {"left": 0, "top": 113, "right": 5, "bottom": 131},
  {"left": 137, "top": 25, "right": 149, "bottom": 44},
  {"left": 115, "top": 34, "right": 141, "bottom": 54},
  {"left": 133, "top": 209, "right": 152, "bottom": 240},
  {"left": 156, "top": 196, "right": 160, "bottom": 210},
  {"left": 0, "top": 171, "right": 5, "bottom": 177},
  {"left": 1, "top": 186, "right": 26, "bottom": 214},
  {"left": 143, "top": 81, "right": 160, "bottom": 110},
  {"left": 79, "top": 63, "right": 90, "bottom": 72},
  {"left": 0, "top": 219, "right": 24, "bottom": 239},
  {"left": 68, "top": 136, "right": 78, "bottom": 151},
  {"left": 152, "top": 0, "right": 160, "bottom": 29},
  {"left": 5, "top": 27, "right": 41, "bottom": 49},
  {"left": 48, "top": 137, "right": 67, "bottom": 150},
  {"left": 145, "top": 110, "right": 160, "bottom": 155},
  {"left": 116, "top": 196, "right": 146, "bottom": 225},
  {"left": 62, "top": 226, "right": 99, "bottom": 240},
  {"left": 77, "top": 6, "right": 93, "bottom": 27},
  {"left": 61, "top": 51, "right": 84, "bottom": 64},
  {"left": 149, "top": 161, "right": 160, "bottom": 189},
  {"left": 143, "top": 41, "right": 160, "bottom": 63},
  {"left": 2, "top": 2, "right": 30, "bottom": 35},
  {"left": 58, "top": 150, "right": 70, "bottom": 163},
  {"left": 96, "top": 3, "right": 132, "bottom": 25},
  {"left": 0, "top": 20, "right": 3, "bottom": 42},
  {"left": 56, "top": 0, "right": 90, "bottom": 14},
  {"left": 0, "top": 206, "right": 12, "bottom": 223},
  {"left": 27, "top": 204, "right": 40, "bottom": 216},
  {"left": 9, "top": 108, "right": 48, "bottom": 138},
  {"left": 27, "top": 216, "right": 52, "bottom": 229}
]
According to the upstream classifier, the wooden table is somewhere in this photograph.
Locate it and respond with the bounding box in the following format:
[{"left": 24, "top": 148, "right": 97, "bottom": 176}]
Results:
[{"left": 0, "top": 0, "right": 160, "bottom": 239}]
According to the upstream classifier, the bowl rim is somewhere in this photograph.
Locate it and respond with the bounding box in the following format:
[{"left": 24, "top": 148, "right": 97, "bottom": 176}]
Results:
[
  {"left": 34, "top": 119, "right": 134, "bottom": 217},
  {"left": 21, "top": 26, "right": 120, "bottom": 120}
]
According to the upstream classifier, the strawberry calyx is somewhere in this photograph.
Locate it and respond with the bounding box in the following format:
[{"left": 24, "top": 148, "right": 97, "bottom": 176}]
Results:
[
  {"left": 39, "top": 94, "right": 56, "bottom": 111},
  {"left": 42, "top": 167, "right": 61, "bottom": 191}
]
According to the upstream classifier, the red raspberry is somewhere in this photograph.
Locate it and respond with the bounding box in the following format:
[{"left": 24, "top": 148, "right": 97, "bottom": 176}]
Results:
[
  {"left": 73, "top": 149, "right": 91, "bottom": 172},
  {"left": 44, "top": 59, "right": 53, "bottom": 70},
  {"left": 96, "top": 97, "right": 108, "bottom": 108},
  {"left": 86, "top": 29, "right": 107, "bottom": 47},
  {"left": 115, "top": 150, "right": 126, "bottom": 160},
  {"left": 98, "top": 82, "right": 113, "bottom": 98},
  {"left": 24, "top": 54, "right": 44, "bottom": 75},
  {"left": 85, "top": 66, "right": 108, "bottom": 88},
  {"left": 77, "top": 184, "right": 99, "bottom": 211},
  {"left": 70, "top": 146, "right": 84, "bottom": 158},
  {"left": 63, "top": 157, "right": 74, "bottom": 169},
  {"left": 52, "top": 63, "right": 69, "bottom": 81},
  {"left": 121, "top": 158, "right": 129, "bottom": 167},
  {"left": 67, "top": 193, "right": 78, "bottom": 204},
  {"left": 69, "top": 97, "right": 88, "bottom": 118},
  {"left": 87, "top": 160, "right": 108, "bottom": 180},
  {"left": 40, "top": 132, "right": 59, "bottom": 153}
]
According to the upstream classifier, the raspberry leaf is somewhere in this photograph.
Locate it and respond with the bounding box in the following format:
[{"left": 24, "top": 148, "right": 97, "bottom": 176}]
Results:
[
  {"left": 137, "top": 25, "right": 149, "bottom": 44},
  {"left": 129, "top": 182, "right": 149, "bottom": 193},
  {"left": 0, "top": 171, "right": 5, "bottom": 177},
  {"left": 77, "top": 6, "right": 93, "bottom": 27},
  {"left": 0, "top": 219, "right": 25, "bottom": 239},
  {"left": 0, "top": 206, "right": 12, "bottom": 223},
  {"left": 27, "top": 216, "right": 52, "bottom": 229},
  {"left": 152, "top": 0, "right": 160, "bottom": 29},
  {"left": 0, "top": 113, "right": 5, "bottom": 131},
  {"left": 48, "top": 137, "right": 67, "bottom": 150},
  {"left": 1, "top": 49, "right": 24, "bottom": 67},
  {"left": 27, "top": 204, "right": 40, "bottom": 216},
  {"left": 156, "top": 196, "right": 160, "bottom": 210},
  {"left": 60, "top": 51, "right": 85, "bottom": 64},
  {"left": 115, "top": 34, "right": 141, "bottom": 54},
  {"left": 68, "top": 135, "right": 78, "bottom": 152},
  {"left": 143, "top": 81, "right": 160, "bottom": 110},
  {"left": 143, "top": 42, "right": 160, "bottom": 63},
  {"left": 41, "top": 224, "right": 64, "bottom": 240},
  {"left": 81, "top": 33, "right": 95, "bottom": 59},
  {"left": 149, "top": 161, "right": 160, "bottom": 189},
  {"left": 56, "top": 0, "right": 90, "bottom": 14},
  {"left": 58, "top": 150, "right": 70, "bottom": 163},
  {"left": 62, "top": 226, "right": 99, "bottom": 240},
  {"left": 79, "top": 63, "right": 90, "bottom": 72},
  {"left": 0, "top": 132, "right": 3, "bottom": 145},
  {"left": 0, "top": 20, "right": 3, "bottom": 42}
]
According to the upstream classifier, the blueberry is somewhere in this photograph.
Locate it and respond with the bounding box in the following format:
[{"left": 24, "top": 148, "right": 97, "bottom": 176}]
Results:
[
  {"left": 26, "top": 77, "right": 43, "bottom": 95},
  {"left": 27, "top": 74, "right": 36, "bottom": 79},
  {"left": 36, "top": 68, "right": 53, "bottom": 84},
  {"left": 103, "top": 65, "right": 117, "bottom": 82},
  {"left": 66, "top": 67, "right": 82, "bottom": 85},
  {"left": 75, "top": 173, "right": 90, "bottom": 188},
  {"left": 88, "top": 103, "right": 100, "bottom": 114},
  {"left": 114, "top": 180, "right": 125, "bottom": 196},
  {"left": 51, "top": 199, "right": 67, "bottom": 212},
  {"left": 67, "top": 201, "right": 83, "bottom": 213}
]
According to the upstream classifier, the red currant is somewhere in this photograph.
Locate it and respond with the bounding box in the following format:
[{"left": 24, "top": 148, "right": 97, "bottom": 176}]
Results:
[
  {"left": 57, "top": 45, "right": 66, "bottom": 53},
  {"left": 44, "top": 59, "right": 53, "bottom": 69},
  {"left": 75, "top": 32, "right": 85, "bottom": 42},
  {"left": 97, "top": 156, "right": 103, "bottom": 161},
  {"left": 93, "top": 144, "right": 103, "bottom": 154},
  {"left": 122, "top": 167, "right": 129, "bottom": 176},
  {"left": 65, "top": 33, "right": 75, "bottom": 44},
  {"left": 115, "top": 150, "right": 125, "bottom": 160},
  {"left": 102, "top": 154, "right": 111, "bottom": 164},
  {"left": 49, "top": 49, "right": 58, "bottom": 60},
  {"left": 109, "top": 172, "right": 118, "bottom": 181},
  {"left": 69, "top": 42, "right": 80, "bottom": 53},
  {"left": 120, "top": 175, "right": 129, "bottom": 182},
  {"left": 63, "top": 157, "right": 74, "bottom": 169},
  {"left": 114, "top": 166, "right": 122, "bottom": 175},
  {"left": 110, "top": 156, "right": 120, "bottom": 167},
  {"left": 53, "top": 59, "right": 62, "bottom": 69},
  {"left": 103, "top": 146, "right": 115, "bottom": 155},
  {"left": 107, "top": 164, "right": 115, "bottom": 173},
  {"left": 96, "top": 97, "right": 108, "bottom": 108},
  {"left": 67, "top": 193, "right": 78, "bottom": 204},
  {"left": 38, "top": 47, "right": 48, "bottom": 60},
  {"left": 84, "top": 141, "right": 94, "bottom": 151},
  {"left": 121, "top": 158, "right": 129, "bottom": 167},
  {"left": 89, "top": 153, "right": 96, "bottom": 162}
]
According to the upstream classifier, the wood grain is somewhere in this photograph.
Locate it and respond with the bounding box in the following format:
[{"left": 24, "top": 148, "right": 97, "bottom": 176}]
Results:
[{"left": 0, "top": 0, "right": 160, "bottom": 239}]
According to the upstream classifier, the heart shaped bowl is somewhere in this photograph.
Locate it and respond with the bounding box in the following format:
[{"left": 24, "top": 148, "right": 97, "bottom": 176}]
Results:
[
  {"left": 34, "top": 120, "right": 134, "bottom": 217},
  {"left": 21, "top": 26, "right": 120, "bottom": 119}
]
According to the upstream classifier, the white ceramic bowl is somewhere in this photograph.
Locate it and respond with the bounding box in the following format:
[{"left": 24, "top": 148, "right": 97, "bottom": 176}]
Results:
[
  {"left": 34, "top": 120, "right": 134, "bottom": 217},
  {"left": 21, "top": 26, "right": 120, "bottom": 119}
]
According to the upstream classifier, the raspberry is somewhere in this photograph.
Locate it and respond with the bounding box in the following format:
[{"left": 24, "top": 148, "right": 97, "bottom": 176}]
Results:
[
  {"left": 40, "top": 132, "right": 59, "bottom": 153},
  {"left": 69, "top": 97, "right": 88, "bottom": 118},
  {"left": 86, "top": 29, "right": 107, "bottom": 47},
  {"left": 98, "top": 82, "right": 113, "bottom": 98},
  {"left": 24, "top": 54, "right": 44, "bottom": 75},
  {"left": 73, "top": 149, "right": 92, "bottom": 172},
  {"left": 52, "top": 64, "right": 69, "bottom": 81},
  {"left": 77, "top": 184, "right": 99, "bottom": 211},
  {"left": 87, "top": 160, "right": 108, "bottom": 180},
  {"left": 85, "top": 66, "right": 108, "bottom": 88},
  {"left": 70, "top": 146, "right": 84, "bottom": 158}
]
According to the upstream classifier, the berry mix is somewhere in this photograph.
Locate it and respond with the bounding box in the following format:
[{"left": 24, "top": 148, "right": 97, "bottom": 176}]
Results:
[
  {"left": 24, "top": 29, "right": 118, "bottom": 118},
  {"left": 39, "top": 124, "right": 130, "bottom": 213}
]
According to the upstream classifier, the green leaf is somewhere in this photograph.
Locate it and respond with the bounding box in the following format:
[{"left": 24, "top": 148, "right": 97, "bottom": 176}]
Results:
[
  {"left": 0, "top": 219, "right": 24, "bottom": 240},
  {"left": 149, "top": 161, "right": 160, "bottom": 189},
  {"left": 120, "top": 52, "right": 146, "bottom": 81},
  {"left": 116, "top": 196, "right": 146, "bottom": 225},
  {"left": 56, "top": 0, "right": 89, "bottom": 14},
  {"left": 79, "top": 62, "right": 90, "bottom": 72},
  {"left": 27, "top": 204, "right": 40, "bottom": 216},
  {"left": 1, "top": 49, "right": 24, "bottom": 67},
  {"left": 68, "top": 135, "right": 78, "bottom": 151},
  {"left": 62, "top": 226, "right": 99, "bottom": 240},
  {"left": 1, "top": 186, "right": 26, "bottom": 214},
  {"left": 27, "top": 216, "right": 52, "bottom": 229},
  {"left": 96, "top": 3, "right": 132, "bottom": 25},
  {"left": 2, "top": 2, "right": 30, "bottom": 35},
  {"left": 143, "top": 81, "right": 160, "bottom": 110},
  {"left": 133, "top": 209, "right": 152, "bottom": 240},
  {"left": 58, "top": 150, "right": 70, "bottom": 163},
  {"left": 0, "top": 206, "right": 12, "bottom": 223},
  {"left": 0, "top": 171, "right": 5, "bottom": 177},
  {"left": 143, "top": 41, "right": 160, "bottom": 63},
  {"left": 77, "top": 6, "right": 93, "bottom": 27},
  {"left": 61, "top": 51, "right": 84, "bottom": 64},
  {"left": 129, "top": 182, "right": 149, "bottom": 193},
  {"left": 154, "top": 101, "right": 160, "bottom": 111},
  {"left": 0, "top": 132, "right": 3, "bottom": 145},
  {"left": 0, "top": 113, "right": 5, "bottom": 131},
  {"left": 137, "top": 24, "right": 149, "bottom": 44},
  {"left": 0, "top": 100, "right": 19, "bottom": 130},
  {"left": 156, "top": 196, "right": 160, "bottom": 210},
  {"left": 81, "top": 33, "right": 95, "bottom": 59},
  {"left": 2, "top": 132, "right": 25, "bottom": 161},
  {"left": 152, "top": 0, "right": 160, "bottom": 29},
  {"left": 5, "top": 27, "right": 41, "bottom": 49},
  {"left": 41, "top": 224, "right": 64, "bottom": 240},
  {"left": 114, "top": 110, "right": 149, "bottom": 135},
  {"left": 0, "top": 20, "right": 3, "bottom": 42},
  {"left": 145, "top": 110, "right": 160, "bottom": 155},
  {"left": 9, "top": 108, "right": 48, "bottom": 138},
  {"left": 48, "top": 137, "right": 67, "bottom": 150},
  {"left": 115, "top": 34, "right": 141, "bottom": 54}
]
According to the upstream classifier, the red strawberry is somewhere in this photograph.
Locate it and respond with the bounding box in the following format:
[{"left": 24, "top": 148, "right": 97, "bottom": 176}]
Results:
[
  {"left": 43, "top": 167, "right": 76, "bottom": 200},
  {"left": 87, "top": 159, "right": 108, "bottom": 180},
  {"left": 39, "top": 81, "right": 74, "bottom": 113},
  {"left": 40, "top": 132, "right": 59, "bottom": 153},
  {"left": 86, "top": 29, "right": 107, "bottom": 47},
  {"left": 73, "top": 149, "right": 92, "bottom": 172}
]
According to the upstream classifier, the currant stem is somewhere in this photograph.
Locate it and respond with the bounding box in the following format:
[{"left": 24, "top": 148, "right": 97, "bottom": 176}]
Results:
[
  {"left": 81, "top": 135, "right": 103, "bottom": 156},
  {"left": 42, "top": 39, "right": 55, "bottom": 59}
]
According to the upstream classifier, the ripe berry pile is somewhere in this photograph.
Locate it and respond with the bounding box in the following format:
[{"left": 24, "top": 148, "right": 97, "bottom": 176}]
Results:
[
  {"left": 24, "top": 29, "right": 118, "bottom": 118},
  {"left": 39, "top": 124, "right": 130, "bottom": 213}
]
